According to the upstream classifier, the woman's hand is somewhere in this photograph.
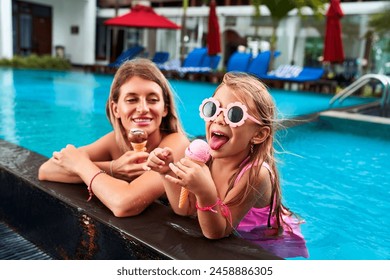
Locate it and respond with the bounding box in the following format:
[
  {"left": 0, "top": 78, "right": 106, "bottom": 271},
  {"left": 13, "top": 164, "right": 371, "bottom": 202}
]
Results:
[
  {"left": 52, "top": 144, "right": 90, "bottom": 175},
  {"left": 110, "top": 150, "right": 149, "bottom": 181},
  {"left": 145, "top": 147, "right": 174, "bottom": 175}
]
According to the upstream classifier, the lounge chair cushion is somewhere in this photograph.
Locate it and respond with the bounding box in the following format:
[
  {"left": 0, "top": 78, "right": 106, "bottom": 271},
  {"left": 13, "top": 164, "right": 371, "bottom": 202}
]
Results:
[
  {"left": 247, "top": 50, "right": 281, "bottom": 77},
  {"left": 268, "top": 65, "right": 303, "bottom": 78},
  {"left": 226, "top": 52, "right": 252, "bottom": 72}
]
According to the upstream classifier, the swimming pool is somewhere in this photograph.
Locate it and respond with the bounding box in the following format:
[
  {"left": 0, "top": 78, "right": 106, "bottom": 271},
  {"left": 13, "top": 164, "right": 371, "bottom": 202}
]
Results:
[
  {"left": 1, "top": 68, "right": 387, "bottom": 260},
  {"left": 0, "top": 68, "right": 376, "bottom": 144},
  {"left": 276, "top": 120, "right": 390, "bottom": 260}
]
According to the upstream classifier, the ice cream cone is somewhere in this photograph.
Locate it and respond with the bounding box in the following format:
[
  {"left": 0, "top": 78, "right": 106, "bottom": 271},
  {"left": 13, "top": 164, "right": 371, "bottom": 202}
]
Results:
[
  {"left": 178, "top": 187, "right": 189, "bottom": 208},
  {"left": 178, "top": 139, "right": 210, "bottom": 209},
  {"left": 128, "top": 128, "right": 148, "bottom": 152},
  {"left": 178, "top": 159, "right": 204, "bottom": 209},
  {"left": 131, "top": 141, "right": 147, "bottom": 152}
]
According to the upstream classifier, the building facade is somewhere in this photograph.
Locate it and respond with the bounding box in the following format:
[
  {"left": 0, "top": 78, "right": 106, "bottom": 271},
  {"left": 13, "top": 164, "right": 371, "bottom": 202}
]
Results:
[{"left": 0, "top": 0, "right": 389, "bottom": 73}]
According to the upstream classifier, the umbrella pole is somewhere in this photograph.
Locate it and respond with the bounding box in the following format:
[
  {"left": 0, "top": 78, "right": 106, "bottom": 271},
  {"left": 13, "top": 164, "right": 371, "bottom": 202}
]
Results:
[
  {"left": 180, "top": 0, "right": 188, "bottom": 65},
  {"left": 111, "top": 1, "right": 120, "bottom": 62},
  {"left": 106, "top": 27, "right": 111, "bottom": 63}
]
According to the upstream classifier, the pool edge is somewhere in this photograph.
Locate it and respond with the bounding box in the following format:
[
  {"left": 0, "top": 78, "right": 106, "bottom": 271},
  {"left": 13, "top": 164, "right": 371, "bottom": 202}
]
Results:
[{"left": 0, "top": 139, "right": 282, "bottom": 260}]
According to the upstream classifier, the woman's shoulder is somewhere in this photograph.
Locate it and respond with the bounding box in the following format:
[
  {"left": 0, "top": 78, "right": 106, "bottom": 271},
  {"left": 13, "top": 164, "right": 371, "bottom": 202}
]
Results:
[
  {"left": 85, "top": 131, "right": 116, "bottom": 146},
  {"left": 81, "top": 131, "right": 119, "bottom": 160},
  {"left": 161, "top": 132, "right": 190, "bottom": 146}
]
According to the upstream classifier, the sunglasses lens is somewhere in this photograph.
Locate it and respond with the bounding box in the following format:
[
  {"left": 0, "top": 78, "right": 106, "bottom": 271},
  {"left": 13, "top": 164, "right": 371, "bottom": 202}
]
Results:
[
  {"left": 202, "top": 101, "right": 217, "bottom": 118},
  {"left": 228, "top": 106, "right": 244, "bottom": 124}
]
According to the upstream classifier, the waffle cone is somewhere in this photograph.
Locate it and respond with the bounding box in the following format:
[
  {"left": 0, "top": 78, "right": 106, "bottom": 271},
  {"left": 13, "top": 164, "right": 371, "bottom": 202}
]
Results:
[
  {"left": 178, "top": 188, "right": 189, "bottom": 208},
  {"left": 131, "top": 141, "right": 147, "bottom": 152},
  {"left": 178, "top": 158, "right": 205, "bottom": 208}
]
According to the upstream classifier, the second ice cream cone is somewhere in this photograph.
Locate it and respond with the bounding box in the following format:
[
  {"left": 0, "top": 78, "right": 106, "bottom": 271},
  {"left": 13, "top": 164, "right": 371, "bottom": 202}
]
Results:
[
  {"left": 178, "top": 158, "right": 204, "bottom": 208},
  {"left": 178, "top": 188, "right": 190, "bottom": 208},
  {"left": 178, "top": 139, "right": 210, "bottom": 209}
]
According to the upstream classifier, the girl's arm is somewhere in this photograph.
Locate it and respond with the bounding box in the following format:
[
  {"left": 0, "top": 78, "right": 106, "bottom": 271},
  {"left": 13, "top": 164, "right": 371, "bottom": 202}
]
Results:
[
  {"left": 166, "top": 161, "right": 272, "bottom": 239},
  {"left": 199, "top": 167, "right": 272, "bottom": 239},
  {"left": 165, "top": 159, "right": 224, "bottom": 236},
  {"left": 145, "top": 134, "right": 194, "bottom": 215}
]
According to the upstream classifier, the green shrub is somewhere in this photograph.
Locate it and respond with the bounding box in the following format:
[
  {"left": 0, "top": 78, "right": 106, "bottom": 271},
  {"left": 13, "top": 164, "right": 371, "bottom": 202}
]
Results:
[
  {"left": 0, "top": 58, "right": 11, "bottom": 66},
  {"left": 0, "top": 54, "right": 71, "bottom": 70}
]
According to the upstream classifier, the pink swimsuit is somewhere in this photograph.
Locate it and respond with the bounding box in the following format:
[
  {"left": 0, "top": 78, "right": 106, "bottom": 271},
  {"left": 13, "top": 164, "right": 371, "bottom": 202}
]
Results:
[{"left": 234, "top": 159, "right": 309, "bottom": 258}]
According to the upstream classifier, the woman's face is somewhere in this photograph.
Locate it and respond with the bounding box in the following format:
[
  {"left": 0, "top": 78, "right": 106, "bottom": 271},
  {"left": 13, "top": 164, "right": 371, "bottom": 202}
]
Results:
[{"left": 112, "top": 76, "right": 167, "bottom": 136}]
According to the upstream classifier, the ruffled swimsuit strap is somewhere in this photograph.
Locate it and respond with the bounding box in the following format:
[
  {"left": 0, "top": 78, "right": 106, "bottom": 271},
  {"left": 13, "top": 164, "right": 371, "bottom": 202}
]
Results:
[
  {"left": 234, "top": 158, "right": 274, "bottom": 185},
  {"left": 234, "top": 158, "right": 276, "bottom": 228}
]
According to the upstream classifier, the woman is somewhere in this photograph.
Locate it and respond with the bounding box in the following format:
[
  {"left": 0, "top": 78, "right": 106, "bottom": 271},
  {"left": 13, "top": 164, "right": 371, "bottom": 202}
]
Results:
[{"left": 38, "top": 58, "right": 189, "bottom": 217}]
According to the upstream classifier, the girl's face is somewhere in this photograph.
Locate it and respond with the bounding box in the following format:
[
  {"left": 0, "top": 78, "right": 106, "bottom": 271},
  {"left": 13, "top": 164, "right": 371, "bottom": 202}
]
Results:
[
  {"left": 112, "top": 76, "right": 167, "bottom": 136},
  {"left": 206, "top": 85, "right": 261, "bottom": 159}
]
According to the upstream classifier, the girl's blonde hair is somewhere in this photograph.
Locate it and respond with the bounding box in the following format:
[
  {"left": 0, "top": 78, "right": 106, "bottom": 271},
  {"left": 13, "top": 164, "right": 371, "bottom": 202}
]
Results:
[
  {"left": 106, "top": 58, "right": 184, "bottom": 153},
  {"left": 216, "top": 72, "right": 289, "bottom": 231}
]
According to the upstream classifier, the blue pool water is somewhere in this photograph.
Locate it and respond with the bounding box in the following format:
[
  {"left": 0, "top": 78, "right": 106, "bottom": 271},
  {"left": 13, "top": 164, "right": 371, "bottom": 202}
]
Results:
[
  {"left": 0, "top": 68, "right": 376, "bottom": 142},
  {"left": 1, "top": 68, "right": 388, "bottom": 260},
  {"left": 276, "top": 121, "right": 390, "bottom": 260}
]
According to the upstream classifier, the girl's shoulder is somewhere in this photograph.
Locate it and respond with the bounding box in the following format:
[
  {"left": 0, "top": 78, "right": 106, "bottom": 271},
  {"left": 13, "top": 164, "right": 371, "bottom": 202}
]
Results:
[{"left": 235, "top": 160, "right": 273, "bottom": 185}]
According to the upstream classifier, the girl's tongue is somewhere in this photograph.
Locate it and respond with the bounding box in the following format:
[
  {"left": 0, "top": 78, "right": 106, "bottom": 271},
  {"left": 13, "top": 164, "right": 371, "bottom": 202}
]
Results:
[{"left": 209, "top": 133, "right": 229, "bottom": 150}]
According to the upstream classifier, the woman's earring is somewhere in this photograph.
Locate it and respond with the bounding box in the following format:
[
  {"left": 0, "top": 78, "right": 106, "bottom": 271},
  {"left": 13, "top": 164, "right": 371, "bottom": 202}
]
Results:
[{"left": 250, "top": 143, "right": 254, "bottom": 154}]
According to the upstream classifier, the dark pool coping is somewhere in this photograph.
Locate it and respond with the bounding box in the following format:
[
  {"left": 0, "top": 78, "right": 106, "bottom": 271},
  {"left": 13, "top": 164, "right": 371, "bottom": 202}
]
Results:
[{"left": 0, "top": 140, "right": 281, "bottom": 260}]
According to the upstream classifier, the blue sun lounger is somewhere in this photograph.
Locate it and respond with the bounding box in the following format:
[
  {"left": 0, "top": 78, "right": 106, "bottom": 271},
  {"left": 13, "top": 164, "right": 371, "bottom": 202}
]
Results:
[
  {"left": 152, "top": 51, "right": 170, "bottom": 64},
  {"left": 160, "top": 48, "right": 212, "bottom": 78},
  {"left": 257, "top": 65, "right": 324, "bottom": 83},
  {"left": 226, "top": 51, "right": 252, "bottom": 72},
  {"left": 158, "top": 47, "right": 207, "bottom": 73},
  {"left": 108, "top": 45, "right": 145, "bottom": 68},
  {"left": 179, "top": 53, "right": 221, "bottom": 74},
  {"left": 247, "top": 50, "right": 281, "bottom": 77}
]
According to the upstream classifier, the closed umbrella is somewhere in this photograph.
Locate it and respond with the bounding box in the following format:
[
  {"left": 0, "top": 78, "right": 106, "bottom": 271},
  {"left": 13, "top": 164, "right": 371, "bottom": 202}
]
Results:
[
  {"left": 207, "top": 0, "right": 221, "bottom": 55},
  {"left": 323, "top": 0, "right": 345, "bottom": 63},
  {"left": 104, "top": 4, "right": 180, "bottom": 29}
]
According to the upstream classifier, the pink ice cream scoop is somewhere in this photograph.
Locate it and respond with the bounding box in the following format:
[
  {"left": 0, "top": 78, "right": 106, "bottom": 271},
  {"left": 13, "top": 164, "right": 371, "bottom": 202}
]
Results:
[
  {"left": 178, "top": 139, "right": 210, "bottom": 208},
  {"left": 185, "top": 139, "right": 211, "bottom": 163}
]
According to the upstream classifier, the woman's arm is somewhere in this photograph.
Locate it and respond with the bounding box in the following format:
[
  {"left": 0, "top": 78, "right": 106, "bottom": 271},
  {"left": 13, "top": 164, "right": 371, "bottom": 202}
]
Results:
[
  {"left": 90, "top": 132, "right": 189, "bottom": 217},
  {"left": 51, "top": 132, "right": 189, "bottom": 217},
  {"left": 38, "top": 132, "right": 116, "bottom": 183}
]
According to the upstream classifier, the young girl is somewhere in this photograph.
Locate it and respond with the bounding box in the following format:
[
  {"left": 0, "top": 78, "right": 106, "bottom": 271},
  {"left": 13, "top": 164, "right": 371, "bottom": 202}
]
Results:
[
  {"left": 38, "top": 58, "right": 189, "bottom": 217},
  {"left": 146, "top": 72, "right": 308, "bottom": 258}
]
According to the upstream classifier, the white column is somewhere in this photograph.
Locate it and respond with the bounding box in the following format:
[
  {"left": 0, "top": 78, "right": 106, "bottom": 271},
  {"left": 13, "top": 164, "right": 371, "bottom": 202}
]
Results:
[
  {"left": 83, "top": 0, "right": 97, "bottom": 65},
  {"left": 0, "top": 0, "right": 13, "bottom": 59},
  {"left": 358, "top": 14, "right": 369, "bottom": 61},
  {"left": 294, "top": 29, "right": 307, "bottom": 67},
  {"left": 277, "top": 16, "right": 300, "bottom": 66},
  {"left": 0, "top": 69, "right": 17, "bottom": 144}
]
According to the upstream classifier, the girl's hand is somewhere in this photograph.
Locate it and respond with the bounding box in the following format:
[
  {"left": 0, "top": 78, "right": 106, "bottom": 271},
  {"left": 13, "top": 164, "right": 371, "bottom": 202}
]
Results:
[
  {"left": 110, "top": 150, "right": 149, "bottom": 181},
  {"left": 166, "top": 157, "right": 214, "bottom": 196},
  {"left": 145, "top": 147, "right": 174, "bottom": 175}
]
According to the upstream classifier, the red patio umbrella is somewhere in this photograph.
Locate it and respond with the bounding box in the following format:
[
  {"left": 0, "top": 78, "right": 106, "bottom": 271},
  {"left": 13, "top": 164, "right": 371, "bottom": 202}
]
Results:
[
  {"left": 323, "top": 0, "right": 345, "bottom": 63},
  {"left": 104, "top": 4, "right": 180, "bottom": 29},
  {"left": 207, "top": 0, "right": 221, "bottom": 55}
]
